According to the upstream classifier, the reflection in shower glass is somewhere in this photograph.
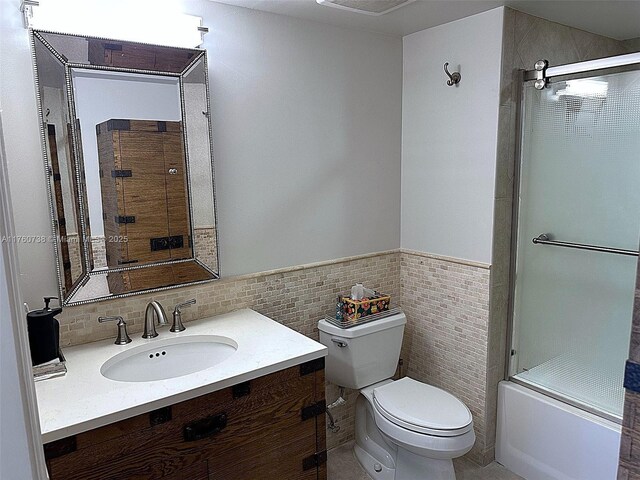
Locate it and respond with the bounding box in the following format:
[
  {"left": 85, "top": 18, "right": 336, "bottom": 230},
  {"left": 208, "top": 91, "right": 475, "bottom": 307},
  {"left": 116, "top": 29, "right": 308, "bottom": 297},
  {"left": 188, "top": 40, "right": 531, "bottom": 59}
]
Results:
[{"left": 512, "top": 69, "right": 640, "bottom": 418}]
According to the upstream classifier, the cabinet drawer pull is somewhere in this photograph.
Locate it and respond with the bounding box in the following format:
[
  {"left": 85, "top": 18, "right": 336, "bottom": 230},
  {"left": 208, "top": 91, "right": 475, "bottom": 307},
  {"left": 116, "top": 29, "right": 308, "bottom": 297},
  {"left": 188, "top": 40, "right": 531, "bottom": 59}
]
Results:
[{"left": 183, "top": 413, "right": 227, "bottom": 442}]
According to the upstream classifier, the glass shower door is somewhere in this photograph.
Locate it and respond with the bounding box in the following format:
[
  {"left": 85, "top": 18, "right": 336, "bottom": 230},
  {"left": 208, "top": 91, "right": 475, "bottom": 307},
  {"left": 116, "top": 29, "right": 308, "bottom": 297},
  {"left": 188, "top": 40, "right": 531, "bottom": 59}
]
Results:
[{"left": 511, "top": 69, "right": 640, "bottom": 419}]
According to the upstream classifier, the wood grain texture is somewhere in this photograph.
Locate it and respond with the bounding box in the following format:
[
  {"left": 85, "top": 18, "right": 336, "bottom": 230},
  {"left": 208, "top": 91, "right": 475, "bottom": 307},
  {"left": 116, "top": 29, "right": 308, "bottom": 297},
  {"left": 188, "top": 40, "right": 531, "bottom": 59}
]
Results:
[
  {"left": 72, "top": 120, "right": 94, "bottom": 270},
  {"left": 315, "top": 368, "right": 328, "bottom": 480},
  {"left": 45, "top": 365, "right": 326, "bottom": 480},
  {"left": 97, "top": 125, "right": 122, "bottom": 267},
  {"left": 106, "top": 261, "right": 214, "bottom": 294},
  {"left": 96, "top": 119, "right": 191, "bottom": 268},
  {"left": 119, "top": 129, "right": 171, "bottom": 264},
  {"left": 47, "top": 124, "right": 73, "bottom": 292}
]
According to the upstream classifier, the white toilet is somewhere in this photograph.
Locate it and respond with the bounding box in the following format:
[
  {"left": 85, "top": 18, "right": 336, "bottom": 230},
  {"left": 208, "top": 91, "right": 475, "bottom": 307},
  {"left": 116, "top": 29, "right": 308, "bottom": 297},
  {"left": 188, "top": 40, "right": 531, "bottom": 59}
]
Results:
[{"left": 318, "top": 312, "right": 474, "bottom": 480}]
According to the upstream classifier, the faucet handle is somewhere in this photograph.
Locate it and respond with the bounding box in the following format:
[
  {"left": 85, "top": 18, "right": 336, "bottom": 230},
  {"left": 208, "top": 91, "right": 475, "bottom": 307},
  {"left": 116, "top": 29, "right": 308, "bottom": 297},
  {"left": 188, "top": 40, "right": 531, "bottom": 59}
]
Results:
[
  {"left": 174, "top": 298, "right": 196, "bottom": 313},
  {"left": 98, "top": 316, "right": 132, "bottom": 345},
  {"left": 171, "top": 299, "right": 196, "bottom": 333}
]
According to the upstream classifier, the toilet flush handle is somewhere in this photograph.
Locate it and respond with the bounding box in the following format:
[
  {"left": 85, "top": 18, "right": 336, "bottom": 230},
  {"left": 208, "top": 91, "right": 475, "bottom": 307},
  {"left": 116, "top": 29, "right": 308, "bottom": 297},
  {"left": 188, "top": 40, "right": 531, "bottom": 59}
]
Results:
[{"left": 331, "top": 338, "right": 348, "bottom": 348}]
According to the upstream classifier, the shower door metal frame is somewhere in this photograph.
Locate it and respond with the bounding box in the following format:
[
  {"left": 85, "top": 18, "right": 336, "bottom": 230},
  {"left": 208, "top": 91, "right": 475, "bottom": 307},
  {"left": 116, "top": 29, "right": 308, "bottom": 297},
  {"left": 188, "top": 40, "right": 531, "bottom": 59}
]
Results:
[
  {"left": 524, "top": 51, "right": 640, "bottom": 88},
  {"left": 505, "top": 54, "right": 640, "bottom": 424}
]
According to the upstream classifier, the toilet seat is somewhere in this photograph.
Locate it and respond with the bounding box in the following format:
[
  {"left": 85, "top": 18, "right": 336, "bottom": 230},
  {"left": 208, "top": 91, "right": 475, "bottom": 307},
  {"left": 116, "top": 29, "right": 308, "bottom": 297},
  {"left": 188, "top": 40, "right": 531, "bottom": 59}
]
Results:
[{"left": 372, "top": 377, "right": 473, "bottom": 437}]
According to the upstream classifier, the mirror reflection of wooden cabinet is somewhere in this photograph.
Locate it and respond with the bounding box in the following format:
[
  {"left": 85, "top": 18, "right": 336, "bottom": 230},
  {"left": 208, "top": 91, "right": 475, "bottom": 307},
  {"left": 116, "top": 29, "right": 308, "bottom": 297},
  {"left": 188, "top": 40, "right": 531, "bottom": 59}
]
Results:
[
  {"left": 97, "top": 119, "right": 191, "bottom": 268},
  {"left": 106, "top": 261, "right": 214, "bottom": 294},
  {"left": 87, "top": 39, "right": 196, "bottom": 73}
]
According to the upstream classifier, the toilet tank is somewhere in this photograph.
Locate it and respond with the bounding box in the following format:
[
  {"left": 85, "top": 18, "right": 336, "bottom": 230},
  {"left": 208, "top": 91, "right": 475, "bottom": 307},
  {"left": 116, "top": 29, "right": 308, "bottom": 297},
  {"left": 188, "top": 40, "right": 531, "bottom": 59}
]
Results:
[{"left": 318, "top": 312, "right": 406, "bottom": 389}]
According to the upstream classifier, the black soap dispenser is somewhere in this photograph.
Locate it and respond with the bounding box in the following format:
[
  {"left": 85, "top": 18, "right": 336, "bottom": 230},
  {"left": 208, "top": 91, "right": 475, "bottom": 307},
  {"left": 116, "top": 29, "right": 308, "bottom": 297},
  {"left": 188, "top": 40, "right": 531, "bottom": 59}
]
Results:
[{"left": 26, "top": 296, "right": 62, "bottom": 366}]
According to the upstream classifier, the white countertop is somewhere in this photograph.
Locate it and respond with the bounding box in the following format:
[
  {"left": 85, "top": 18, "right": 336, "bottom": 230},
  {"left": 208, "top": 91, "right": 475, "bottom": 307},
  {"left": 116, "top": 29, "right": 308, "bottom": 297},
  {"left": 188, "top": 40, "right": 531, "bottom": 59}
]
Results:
[{"left": 35, "top": 309, "right": 327, "bottom": 443}]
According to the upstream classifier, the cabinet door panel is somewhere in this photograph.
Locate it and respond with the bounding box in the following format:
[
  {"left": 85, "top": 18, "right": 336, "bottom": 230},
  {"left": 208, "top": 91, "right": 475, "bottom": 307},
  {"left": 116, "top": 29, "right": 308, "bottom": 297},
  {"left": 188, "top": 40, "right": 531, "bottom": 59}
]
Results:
[
  {"left": 315, "top": 368, "right": 328, "bottom": 480},
  {"left": 208, "top": 425, "right": 317, "bottom": 480},
  {"left": 118, "top": 131, "right": 171, "bottom": 264},
  {"left": 98, "top": 130, "right": 127, "bottom": 267},
  {"left": 159, "top": 461, "right": 208, "bottom": 480}
]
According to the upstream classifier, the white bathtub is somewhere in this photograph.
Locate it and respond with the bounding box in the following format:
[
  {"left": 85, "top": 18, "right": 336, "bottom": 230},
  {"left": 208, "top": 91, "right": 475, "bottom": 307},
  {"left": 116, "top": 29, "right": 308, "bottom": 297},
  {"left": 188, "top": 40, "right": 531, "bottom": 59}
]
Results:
[{"left": 496, "top": 381, "right": 621, "bottom": 480}]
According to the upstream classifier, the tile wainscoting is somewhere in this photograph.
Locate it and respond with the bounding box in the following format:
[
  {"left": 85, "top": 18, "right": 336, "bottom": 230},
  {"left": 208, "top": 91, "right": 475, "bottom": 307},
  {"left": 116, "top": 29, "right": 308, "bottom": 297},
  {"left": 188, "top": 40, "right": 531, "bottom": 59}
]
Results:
[
  {"left": 193, "top": 226, "right": 218, "bottom": 273},
  {"left": 56, "top": 249, "right": 400, "bottom": 450},
  {"left": 53, "top": 248, "right": 500, "bottom": 458},
  {"left": 56, "top": 250, "right": 400, "bottom": 347},
  {"left": 400, "top": 250, "right": 492, "bottom": 465}
]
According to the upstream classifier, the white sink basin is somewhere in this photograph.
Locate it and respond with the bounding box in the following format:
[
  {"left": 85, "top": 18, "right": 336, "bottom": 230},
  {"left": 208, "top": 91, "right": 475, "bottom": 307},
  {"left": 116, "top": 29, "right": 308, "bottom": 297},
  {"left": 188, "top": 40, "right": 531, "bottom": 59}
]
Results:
[{"left": 100, "top": 335, "right": 238, "bottom": 382}]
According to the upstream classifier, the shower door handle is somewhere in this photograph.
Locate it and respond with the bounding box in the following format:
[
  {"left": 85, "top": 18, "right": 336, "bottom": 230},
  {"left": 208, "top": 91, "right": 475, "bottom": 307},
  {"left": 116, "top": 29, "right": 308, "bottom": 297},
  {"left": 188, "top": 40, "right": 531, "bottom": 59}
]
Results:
[{"left": 532, "top": 233, "right": 638, "bottom": 257}]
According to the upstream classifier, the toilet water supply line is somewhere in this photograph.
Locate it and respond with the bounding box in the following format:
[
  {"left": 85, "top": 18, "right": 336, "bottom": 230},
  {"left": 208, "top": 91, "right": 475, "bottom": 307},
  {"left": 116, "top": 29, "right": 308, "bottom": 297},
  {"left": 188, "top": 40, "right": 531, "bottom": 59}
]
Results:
[
  {"left": 325, "top": 357, "right": 403, "bottom": 433},
  {"left": 326, "top": 387, "right": 346, "bottom": 433}
]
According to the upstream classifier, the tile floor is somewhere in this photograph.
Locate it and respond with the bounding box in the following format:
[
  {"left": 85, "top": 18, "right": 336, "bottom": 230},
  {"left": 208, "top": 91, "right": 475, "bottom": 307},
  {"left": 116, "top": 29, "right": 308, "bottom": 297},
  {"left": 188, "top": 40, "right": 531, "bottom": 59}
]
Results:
[{"left": 328, "top": 442, "right": 524, "bottom": 480}]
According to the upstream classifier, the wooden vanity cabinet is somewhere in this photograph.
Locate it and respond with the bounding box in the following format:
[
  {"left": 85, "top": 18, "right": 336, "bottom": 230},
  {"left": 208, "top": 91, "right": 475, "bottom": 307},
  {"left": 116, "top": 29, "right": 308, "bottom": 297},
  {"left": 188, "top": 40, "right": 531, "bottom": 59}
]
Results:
[{"left": 43, "top": 359, "right": 327, "bottom": 480}]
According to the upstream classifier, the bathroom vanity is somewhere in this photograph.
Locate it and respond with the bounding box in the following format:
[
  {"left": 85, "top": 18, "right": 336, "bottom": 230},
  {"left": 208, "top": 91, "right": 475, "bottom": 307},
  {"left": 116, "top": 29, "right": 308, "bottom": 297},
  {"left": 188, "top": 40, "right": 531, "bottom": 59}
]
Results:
[{"left": 35, "top": 309, "right": 328, "bottom": 480}]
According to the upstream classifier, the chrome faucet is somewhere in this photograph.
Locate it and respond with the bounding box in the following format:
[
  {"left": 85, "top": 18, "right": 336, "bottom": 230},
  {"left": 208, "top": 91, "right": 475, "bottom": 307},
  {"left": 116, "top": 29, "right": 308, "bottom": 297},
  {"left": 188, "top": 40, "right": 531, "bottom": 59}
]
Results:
[
  {"left": 98, "top": 316, "right": 132, "bottom": 345},
  {"left": 171, "top": 299, "right": 196, "bottom": 332},
  {"left": 142, "top": 301, "right": 168, "bottom": 338}
]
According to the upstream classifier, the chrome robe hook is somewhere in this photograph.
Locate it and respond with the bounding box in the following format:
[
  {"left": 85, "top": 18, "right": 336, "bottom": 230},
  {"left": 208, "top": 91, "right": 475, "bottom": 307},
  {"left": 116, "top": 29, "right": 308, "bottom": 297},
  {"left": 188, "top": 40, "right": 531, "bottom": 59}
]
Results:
[{"left": 444, "top": 62, "right": 461, "bottom": 86}]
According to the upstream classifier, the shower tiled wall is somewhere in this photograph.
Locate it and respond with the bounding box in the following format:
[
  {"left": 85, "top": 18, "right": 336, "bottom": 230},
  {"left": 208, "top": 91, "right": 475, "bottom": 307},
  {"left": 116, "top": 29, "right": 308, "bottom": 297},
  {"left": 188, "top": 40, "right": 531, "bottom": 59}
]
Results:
[
  {"left": 488, "top": 7, "right": 631, "bottom": 467},
  {"left": 400, "top": 250, "right": 491, "bottom": 464}
]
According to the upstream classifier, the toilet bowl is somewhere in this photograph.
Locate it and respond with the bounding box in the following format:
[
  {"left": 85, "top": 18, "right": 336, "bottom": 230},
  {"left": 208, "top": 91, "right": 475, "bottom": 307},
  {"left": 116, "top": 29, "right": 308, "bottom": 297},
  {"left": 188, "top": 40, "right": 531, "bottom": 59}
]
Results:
[
  {"left": 355, "top": 378, "right": 475, "bottom": 479},
  {"left": 318, "top": 312, "right": 475, "bottom": 479}
]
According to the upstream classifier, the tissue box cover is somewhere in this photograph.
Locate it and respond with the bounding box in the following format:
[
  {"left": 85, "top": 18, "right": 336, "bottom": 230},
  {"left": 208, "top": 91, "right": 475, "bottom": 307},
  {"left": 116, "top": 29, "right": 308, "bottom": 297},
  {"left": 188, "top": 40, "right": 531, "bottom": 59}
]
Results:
[{"left": 342, "top": 293, "right": 391, "bottom": 321}]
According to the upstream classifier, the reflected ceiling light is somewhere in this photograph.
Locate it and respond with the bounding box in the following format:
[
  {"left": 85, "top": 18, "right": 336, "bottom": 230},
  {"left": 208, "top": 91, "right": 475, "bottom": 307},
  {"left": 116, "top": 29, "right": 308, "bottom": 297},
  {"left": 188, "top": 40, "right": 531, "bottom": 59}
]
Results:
[
  {"left": 556, "top": 79, "right": 609, "bottom": 98},
  {"left": 30, "top": 0, "right": 205, "bottom": 48}
]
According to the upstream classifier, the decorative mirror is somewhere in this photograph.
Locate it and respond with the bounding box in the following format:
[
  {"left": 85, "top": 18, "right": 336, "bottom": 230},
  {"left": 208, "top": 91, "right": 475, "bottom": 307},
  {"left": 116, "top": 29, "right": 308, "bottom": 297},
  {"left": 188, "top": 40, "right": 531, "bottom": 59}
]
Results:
[{"left": 31, "top": 30, "right": 219, "bottom": 305}]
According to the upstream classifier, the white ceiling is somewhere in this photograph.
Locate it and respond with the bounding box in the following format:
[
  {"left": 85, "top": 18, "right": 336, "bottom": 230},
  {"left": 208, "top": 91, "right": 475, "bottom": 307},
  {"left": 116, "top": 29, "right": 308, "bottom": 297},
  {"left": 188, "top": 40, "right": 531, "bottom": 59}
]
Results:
[{"left": 209, "top": 0, "right": 640, "bottom": 40}]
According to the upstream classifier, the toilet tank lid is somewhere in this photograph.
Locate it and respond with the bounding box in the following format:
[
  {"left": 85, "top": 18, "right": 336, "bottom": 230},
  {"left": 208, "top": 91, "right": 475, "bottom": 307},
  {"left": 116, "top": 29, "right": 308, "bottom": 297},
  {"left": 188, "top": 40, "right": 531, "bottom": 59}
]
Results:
[{"left": 318, "top": 312, "right": 406, "bottom": 338}]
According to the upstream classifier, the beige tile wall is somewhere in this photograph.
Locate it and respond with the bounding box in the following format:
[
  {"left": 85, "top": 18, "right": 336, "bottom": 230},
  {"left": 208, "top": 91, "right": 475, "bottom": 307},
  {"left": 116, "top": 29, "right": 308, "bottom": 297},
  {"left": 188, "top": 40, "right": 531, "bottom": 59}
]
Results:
[
  {"left": 90, "top": 235, "right": 107, "bottom": 269},
  {"left": 57, "top": 250, "right": 400, "bottom": 449},
  {"left": 400, "top": 250, "right": 491, "bottom": 465},
  {"left": 193, "top": 226, "right": 218, "bottom": 273},
  {"left": 57, "top": 247, "right": 493, "bottom": 455},
  {"left": 58, "top": 250, "right": 400, "bottom": 346},
  {"left": 65, "top": 233, "right": 83, "bottom": 282}
]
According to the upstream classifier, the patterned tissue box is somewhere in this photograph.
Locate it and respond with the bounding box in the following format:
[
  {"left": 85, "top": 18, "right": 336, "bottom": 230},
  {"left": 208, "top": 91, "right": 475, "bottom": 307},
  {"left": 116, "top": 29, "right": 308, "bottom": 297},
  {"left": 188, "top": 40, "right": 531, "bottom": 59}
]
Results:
[{"left": 342, "top": 293, "right": 391, "bottom": 321}]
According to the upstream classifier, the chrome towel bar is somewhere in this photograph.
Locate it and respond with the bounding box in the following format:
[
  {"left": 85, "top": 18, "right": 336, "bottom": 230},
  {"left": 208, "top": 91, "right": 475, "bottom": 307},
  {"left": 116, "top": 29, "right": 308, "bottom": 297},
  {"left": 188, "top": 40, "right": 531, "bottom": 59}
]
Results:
[{"left": 532, "top": 234, "right": 639, "bottom": 257}]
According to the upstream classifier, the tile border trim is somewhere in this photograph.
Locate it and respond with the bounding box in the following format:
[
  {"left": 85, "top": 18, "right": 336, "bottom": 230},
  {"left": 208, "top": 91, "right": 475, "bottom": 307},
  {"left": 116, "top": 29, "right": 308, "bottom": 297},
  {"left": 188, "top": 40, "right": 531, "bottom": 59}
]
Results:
[
  {"left": 219, "top": 249, "right": 400, "bottom": 283},
  {"left": 400, "top": 248, "right": 491, "bottom": 270}
]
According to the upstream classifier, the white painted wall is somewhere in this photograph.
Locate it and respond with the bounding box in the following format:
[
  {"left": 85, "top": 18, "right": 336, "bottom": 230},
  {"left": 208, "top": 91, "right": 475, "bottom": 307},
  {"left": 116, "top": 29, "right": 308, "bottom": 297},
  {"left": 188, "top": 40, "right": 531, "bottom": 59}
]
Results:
[
  {"left": 1, "top": 0, "right": 58, "bottom": 309},
  {"left": 401, "top": 8, "right": 503, "bottom": 264},
  {"left": 0, "top": 239, "right": 36, "bottom": 480},
  {"left": 195, "top": 0, "right": 402, "bottom": 275},
  {"left": 73, "top": 70, "right": 181, "bottom": 237},
  {"left": 0, "top": 13, "right": 44, "bottom": 469}
]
